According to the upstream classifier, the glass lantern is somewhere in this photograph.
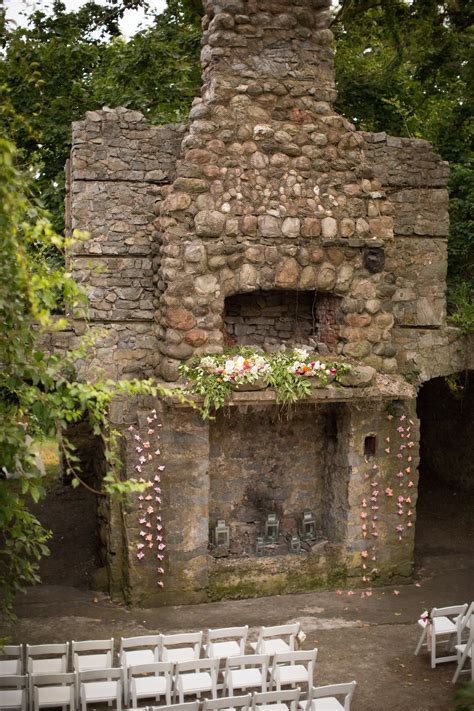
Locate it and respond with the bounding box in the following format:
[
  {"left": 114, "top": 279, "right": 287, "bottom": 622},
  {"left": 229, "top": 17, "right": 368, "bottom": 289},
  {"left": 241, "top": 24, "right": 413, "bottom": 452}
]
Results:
[
  {"left": 264, "top": 513, "right": 280, "bottom": 542},
  {"left": 301, "top": 509, "right": 316, "bottom": 540},
  {"left": 256, "top": 536, "right": 266, "bottom": 556},
  {"left": 289, "top": 535, "right": 302, "bottom": 553},
  {"left": 214, "top": 519, "right": 230, "bottom": 548}
]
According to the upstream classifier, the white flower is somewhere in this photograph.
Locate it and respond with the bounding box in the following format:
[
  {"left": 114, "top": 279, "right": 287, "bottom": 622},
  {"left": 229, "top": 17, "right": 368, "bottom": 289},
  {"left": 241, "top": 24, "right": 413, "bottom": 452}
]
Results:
[{"left": 224, "top": 359, "right": 235, "bottom": 374}]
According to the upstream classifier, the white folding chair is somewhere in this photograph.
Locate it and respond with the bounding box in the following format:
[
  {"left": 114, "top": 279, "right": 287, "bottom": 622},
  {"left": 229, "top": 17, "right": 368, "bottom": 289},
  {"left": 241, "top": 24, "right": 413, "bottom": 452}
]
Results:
[
  {"left": 175, "top": 658, "right": 219, "bottom": 703},
  {"left": 223, "top": 655, "right": 269, "bottom": 696},
  {"left": 270, "top": 651, "right": 317, "bottom": 692},
  {"left": 79, "top": 668, "right": 121, "bottom": 711},
  {"left": 300, "top": 682, "right": 357, "bottom": 711},
  {"left": 0, "top": 647, "right": 23, "bottom": 676},
  {"left": 0, "top": 675, "right": 27, "bottom": 711},
  {"left": 414, "top": 604, "right": 467, "bottom": 667},
  {"left": 453, "top": 614, "right": 474, "bottom": 683},
  {"left": 457, "top": 603, "right": 474, "bottom": 643},
  {"left": 161, "top": 633, "right": 203, "bottom": 664},
  {"left": 72, "top": 639, "right": 114, "bottom": 672},
  {"left": 26, "top": 644, "right": 69, "bottom": 704},
  {"left": 251, "top": 626, "right": 301, "bottom": 656},
  {"left": 206, "top": 627, "right": 249, "bottom": 660},
  {"left": 129, "top": 661, "right": 173, "bottom": 707},
  {"left": 31, "top": 673, "right": 75, "bottom": 711},
  {"left": 252, "top": 687, "right": 301, "bottom": 711},
  {"left": 120, "top": 635, "right": 160, "bottom": 704},
  {"left": 203, "top": 693, "right": 252, "bottom": 711}
]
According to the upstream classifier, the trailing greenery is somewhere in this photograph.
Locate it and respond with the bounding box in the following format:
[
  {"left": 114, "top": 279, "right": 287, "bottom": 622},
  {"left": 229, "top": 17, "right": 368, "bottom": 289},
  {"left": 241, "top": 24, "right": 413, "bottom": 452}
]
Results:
[
  {"left": 180, "top": 347, "right": 351, "bottom": 419},
  {"left": 0, "top": 137, "right": 176, "bottom": 621}
]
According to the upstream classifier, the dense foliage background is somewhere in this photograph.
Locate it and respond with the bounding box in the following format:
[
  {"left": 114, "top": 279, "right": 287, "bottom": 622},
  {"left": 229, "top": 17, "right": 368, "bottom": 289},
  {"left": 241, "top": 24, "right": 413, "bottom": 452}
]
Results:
[{"left": 0, "top": 0, "right": 472, "bottom": 307}]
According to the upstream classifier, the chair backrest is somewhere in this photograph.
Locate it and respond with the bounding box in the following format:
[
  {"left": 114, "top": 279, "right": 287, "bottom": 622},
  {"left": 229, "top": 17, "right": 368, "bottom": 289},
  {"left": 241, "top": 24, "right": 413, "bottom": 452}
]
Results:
[
  {"left": 72, "top": 639, "right": 114, "bottom": 654},
  {"left": 78, "top": 668, "right": 122, "bottom": 683},
  {"left": 225, "top": 655, "right": 269, "bottom": 671},
  {"left": 0, "top": 646, "right": 23, "bottom": 675},
  {"left": 128, "top": 661, "right": 173, "bottom": 681},
  {"left": 203, "top": 694, "right": 252, "bottom": 711},
  {"left": 256, "top": 624, "right": 300, "bottom": 650},
  {"left": 207, "top": 627, "right": 248, "bottom": 644},
  {"left": 146, "top": 703, "right": 200, "bottom": 711},
  {"left": 31, "top": 673, "right": 76, "bottom": 687},
  {"left": 253, "top": 688, "right": 301, "bottom": 711},
  {"left": 26, "top": 644, "right": 69, "bottom": 673},
  {"left": 0, "top": 674, "right": 27, "bottom": 690},
  {"left": 161, "top": 632, "right": 202, "bottom": 659},
  {"left": 432, "top": 604, "right": 467, "bottom": 619},
  {"left": 272, "top": 650, "right": 318, "bottom": 666},
  {"left": 176, "top": 658, "right": 219, "bottom": 675},
  {"left": 308, "top": 682, "right": 357, "bottom": 711}
]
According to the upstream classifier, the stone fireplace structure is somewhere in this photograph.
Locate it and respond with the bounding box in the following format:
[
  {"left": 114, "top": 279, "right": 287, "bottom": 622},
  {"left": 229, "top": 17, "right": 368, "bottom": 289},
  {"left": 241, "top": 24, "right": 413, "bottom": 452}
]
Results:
[{"left": 65, "top": 0, "right": 470, "bottom": 605}]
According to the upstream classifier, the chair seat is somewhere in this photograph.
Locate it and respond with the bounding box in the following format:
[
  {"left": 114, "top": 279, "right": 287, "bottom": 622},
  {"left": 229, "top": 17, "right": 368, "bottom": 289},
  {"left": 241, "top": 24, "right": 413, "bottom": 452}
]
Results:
[
  {"left": 0, "top": 660, "right": 21, "bottom": 675},
  {"left": 82, "top": 680, "right": 119, "bottom": 702},
  {"left": 0, "top": 689, "right": 25, "bottom": 709},
  {"left": 455, "top": 643, "right": 472, "bottom": 658},
  {"left": 123, "top": 650, "right": 155, "bottom": 667},
  {"left": 432, "top": 617, "right": 458, "bottom": 635},
  {"left": 228, "top": 669, "right": 263, "bottom": 689},
  {"left": 179, "top": 672, "right": 213, "bottom": 693},
  {"left": 163, "top": 648, "right": 196, "bottom": 664},
  {"left": 300, "top": 699, "right": 344, "bottom": 711},
  {"left": 76, "top": 654, "right": 110, "bottom": 672},
  {"left": 208, "top": 641, "right": 241, "bottom": 658},
  {"left": 276, "top": 665, "right": 308, "bottom": 685},
  {"left": 37, "top": 686, "right": 72, "bottom": 705},
  {"left": 134, "top": 675, "right": 168, "bottom": 696}
]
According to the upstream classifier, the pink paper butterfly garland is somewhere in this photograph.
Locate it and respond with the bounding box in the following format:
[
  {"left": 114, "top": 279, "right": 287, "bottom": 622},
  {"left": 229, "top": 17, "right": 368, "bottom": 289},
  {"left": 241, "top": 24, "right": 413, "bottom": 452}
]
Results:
[{"left": 128, "top": 409, "right": 166, "bottom": 588}]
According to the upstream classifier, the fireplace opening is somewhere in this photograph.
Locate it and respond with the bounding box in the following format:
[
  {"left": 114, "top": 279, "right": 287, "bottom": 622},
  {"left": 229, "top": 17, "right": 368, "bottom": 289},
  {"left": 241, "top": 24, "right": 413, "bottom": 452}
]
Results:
[
  {"left": 208, "top": 403, "right": 349, "bottom": 558},
  {"left": 223, "top": 289, "right": 341, "bottom": 351}
]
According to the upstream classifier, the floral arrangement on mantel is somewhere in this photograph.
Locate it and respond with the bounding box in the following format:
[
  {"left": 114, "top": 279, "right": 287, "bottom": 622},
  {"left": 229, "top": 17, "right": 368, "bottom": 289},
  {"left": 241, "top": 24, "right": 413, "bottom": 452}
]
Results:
[{"left": 179, "top": 347, "right": 351, "bottom": 419}]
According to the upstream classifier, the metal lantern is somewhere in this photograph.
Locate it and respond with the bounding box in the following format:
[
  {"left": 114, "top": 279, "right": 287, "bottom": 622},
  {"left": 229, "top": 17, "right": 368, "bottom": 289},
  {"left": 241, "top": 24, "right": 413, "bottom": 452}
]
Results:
[
  {"left": 264, "top": 513, "right": 280, "bottom": 542},
  {"left": 301, "top": 509, "right": 316, "bottom": 540},
  {"left": 214, "top": 519, "right": 230, "bottom": 548},
  {"left": 256, "top": 536, "right": 266, "bottom": 556},
  {"left": 289, "top": 535, "right": 302, "bottom": 553}
]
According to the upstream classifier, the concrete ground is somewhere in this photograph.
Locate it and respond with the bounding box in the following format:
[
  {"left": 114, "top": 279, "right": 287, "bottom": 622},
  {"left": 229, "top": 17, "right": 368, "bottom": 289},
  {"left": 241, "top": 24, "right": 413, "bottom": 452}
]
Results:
[{"left": 3, "top": 478, "right": 474, "bottom": 710}]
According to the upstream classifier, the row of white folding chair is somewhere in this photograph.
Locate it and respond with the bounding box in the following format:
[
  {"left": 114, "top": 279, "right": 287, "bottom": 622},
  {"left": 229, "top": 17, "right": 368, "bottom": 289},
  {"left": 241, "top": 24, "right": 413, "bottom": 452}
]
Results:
[
  {"left": 128, "top": 650, "right": 317, "bottom": 707},
  {"left": 0, "top": 641, "right": 114, "bottom": 678},
  {"left": 415, "top": 602, "right": 474, "bottom": 668},
  {"left": 139, "top": 681, "right": 358, "bottom": 711},
  {"left": 0, "top": 669, "right": 122, "bottom": 711}
]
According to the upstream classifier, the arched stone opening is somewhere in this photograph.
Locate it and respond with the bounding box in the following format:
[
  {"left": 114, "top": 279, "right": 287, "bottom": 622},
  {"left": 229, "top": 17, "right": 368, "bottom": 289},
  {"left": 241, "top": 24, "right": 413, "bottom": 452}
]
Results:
[
  {"left": 415, "top": 372, "right": 474, "bottom": 565},
  {"left": 222, "top": 288, "right": 342, "bottom": 351}
]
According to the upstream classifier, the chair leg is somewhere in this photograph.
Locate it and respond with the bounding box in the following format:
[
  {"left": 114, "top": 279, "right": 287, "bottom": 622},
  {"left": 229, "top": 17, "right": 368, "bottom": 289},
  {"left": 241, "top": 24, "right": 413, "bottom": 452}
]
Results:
[
  {"left": 431, "top": 632, "right": 437, "bottom": 668},
  {"left": 415, "top": 627, "right": 426, "bottom": 656}
]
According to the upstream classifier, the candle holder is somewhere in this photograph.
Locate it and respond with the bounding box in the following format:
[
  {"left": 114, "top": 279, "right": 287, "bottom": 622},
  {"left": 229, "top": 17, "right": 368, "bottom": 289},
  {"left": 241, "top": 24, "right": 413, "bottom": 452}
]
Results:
[
  {"left": 264, "top": 513, "right": 280, "bottom": 543},
  {"left": 213, "top": 519, "right": 230, "bottom": 548},
  {"left": 289, "top": 535, "right": 302, "bottom": 553},
  {"left": 301, "top": 509, "right": 316, "bottom": 541}
]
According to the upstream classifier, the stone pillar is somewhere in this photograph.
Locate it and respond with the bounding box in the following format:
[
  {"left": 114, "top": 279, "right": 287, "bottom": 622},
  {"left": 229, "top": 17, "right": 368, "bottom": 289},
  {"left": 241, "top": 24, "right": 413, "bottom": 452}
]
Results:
[{"left": 345, "top": 398, "right": 420, "bottom": 585}]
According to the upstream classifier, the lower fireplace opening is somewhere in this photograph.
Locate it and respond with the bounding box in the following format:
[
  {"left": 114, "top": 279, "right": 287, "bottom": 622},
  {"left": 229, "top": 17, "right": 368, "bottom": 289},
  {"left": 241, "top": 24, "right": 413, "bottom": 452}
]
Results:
[
  {"left": 208, "top": 403, "right": 349, "bottom": 558},
  {"left": 223, "top": 289, "right": 341, "bottom": 351}
]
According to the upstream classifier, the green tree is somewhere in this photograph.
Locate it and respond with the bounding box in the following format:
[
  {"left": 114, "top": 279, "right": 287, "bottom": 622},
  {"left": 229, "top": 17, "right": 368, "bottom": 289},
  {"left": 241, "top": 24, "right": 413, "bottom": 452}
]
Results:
[{"left": 0, "top": 137, "right": 172, "bottom": 622}]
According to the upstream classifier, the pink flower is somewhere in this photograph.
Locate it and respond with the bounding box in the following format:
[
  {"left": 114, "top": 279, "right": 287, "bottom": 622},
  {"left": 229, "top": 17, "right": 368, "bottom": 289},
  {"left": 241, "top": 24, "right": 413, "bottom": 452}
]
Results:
[
  {"left": 146, "top": 417, "right": 153, "bottom": 424},
  {"left": 396, "top": 453, "right": 403, "bottom": 459},
  {"left": 146, "top": 506, "right": 154, "bottom": 514},
  {"left": 135, "top": 465, "right": 142, "bottom": 473},
  {"left": 137, "top": 552, "right": 145, "bottom": 560},
  {"left": 158, "top": 543, "right": 166, "bottom": 550},
  {"left": 128, "top": 425, "right": 135, "bottom": 431},
  {"left": 157, "top": 554, "right": 164, "bottom": 561},
  {"left": 385, "top": 488, "right": 393, "bottom": 496},
  {"left": 134, "top": 434, "right": 141, "bottom": 441},
  {"left": 154, "top": 475, "right": 161, "bottom": 482},
  {"left": 139, "top": 530, "right": 146, "bottom": 537},
  {"left": 157, "top": 567, "right": 164, "bottom": 574},
  {"left": 139, "top": 518, "right": 146, "bottom": 524},
  {"left": 136, "top": 447, "right": 142, "bottom": 453},
  {"left": 145, "top": 534, "right": 153, "bottom": 542},
  {"left": 360, "top": 512, "right": 368, "bottom": 519},
  {"left": 361, "top": 550, "right": 368, "bottom": 558},
  {"left": 384, "top": 448, "right": 390, "bottom": 453},
  {"left": 148, "top": 428, "right": 155, "bottom": 435},
  {"left": 136, "top": 543, "right": 144, "bottom": 550},
  {"left": 138, "top": 495, "right": 144, "bottom": 501},
  {"left": 157, "top": 465, "right": 165, "bottom": 471},
  {"left": 398, "top": 495, "right": 404, "bottom": 503},
  {"left": 148, "top": 542, "right": 154, "bottom": 549},
  {"left": 145, "top": 494, "right": 153, "bottom": 501},
  {"left": 407, "top": 480, "right": 414, "bottom": 487},
  {"left": 139, "top": 455, "right": 146, "bottom": 464},
  {"left": 143, "top": 441, "right": 150, "bottom": 449},
  {"left": 146, "top": 521, "right": 152, "bottom": 528},
  {"left": 400, "top": 415, "right": 406, "bottom": 421},
  {"left": 158, "top": 581, "right": 164, "bottom": 588}
]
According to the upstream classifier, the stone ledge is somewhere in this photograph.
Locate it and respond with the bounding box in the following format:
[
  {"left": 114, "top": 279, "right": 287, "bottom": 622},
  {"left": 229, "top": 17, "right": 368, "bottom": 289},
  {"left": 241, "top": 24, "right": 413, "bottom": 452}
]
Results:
[{"left": 164, "top": 373, "right": 416, "bottom": 408}]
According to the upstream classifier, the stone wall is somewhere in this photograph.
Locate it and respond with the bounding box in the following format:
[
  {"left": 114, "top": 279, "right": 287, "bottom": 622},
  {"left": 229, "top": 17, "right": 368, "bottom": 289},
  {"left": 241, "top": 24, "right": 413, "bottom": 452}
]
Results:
[{"left": 67, "top": 107, "right": 184, "bottom": 379}]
